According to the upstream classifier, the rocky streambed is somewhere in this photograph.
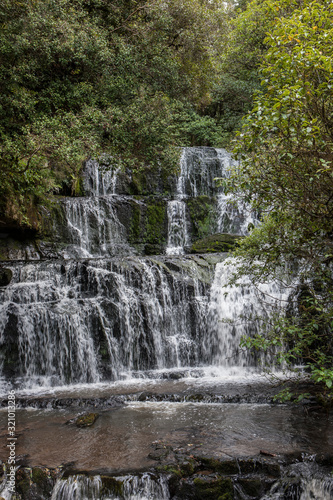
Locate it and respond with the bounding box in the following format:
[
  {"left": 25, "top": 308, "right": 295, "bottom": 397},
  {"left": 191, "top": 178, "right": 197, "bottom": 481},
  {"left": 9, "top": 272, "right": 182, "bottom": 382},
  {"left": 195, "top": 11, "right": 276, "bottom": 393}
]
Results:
[{"left": 1, "top": 378, "right": 333, "bottom": 499}]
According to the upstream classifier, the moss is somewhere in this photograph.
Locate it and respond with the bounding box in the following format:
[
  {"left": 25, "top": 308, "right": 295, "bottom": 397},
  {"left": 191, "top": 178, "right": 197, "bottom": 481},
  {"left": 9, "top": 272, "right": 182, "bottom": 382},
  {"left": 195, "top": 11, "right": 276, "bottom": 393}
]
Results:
[
  {"left": 17, "top": 478, "right": 31, "bottom": 495},
  {"left": 186, "top": 196, "right": 217, "bottom": 239},
  {"left": 193, "top": 477, "right": 233, "bottom": 500},
  {"left": 156, "top": 465, "right": 183, "bottom": 477},
  {"left": 191, "top": 233, "right": 242, "bottom": 254},
  {"left": 238, "top": 478, "right": 262, "bottom": 497},
  {"left": 72, "top": 175, "right": 85, "bottom": 197},
  {"left": 31, "top": 467, "right": 48, "bottom": 485},
  {"left": 31, "top": 467, "right": 53, "bottom": 496},
  {"left": 129, "top": 201, "right": 142, "bottom": 243},
  {"left": 76, "top": 412, "right": 99, "bottom": 428},
  {"left": 237, "top": 459, "right": 256, "bottom": 474},
  {"left": 198, "top": 458, "right": 239, "bottom": 475},
  {"left": 146, "top": 200, "right": 167, "bottom": 245}
]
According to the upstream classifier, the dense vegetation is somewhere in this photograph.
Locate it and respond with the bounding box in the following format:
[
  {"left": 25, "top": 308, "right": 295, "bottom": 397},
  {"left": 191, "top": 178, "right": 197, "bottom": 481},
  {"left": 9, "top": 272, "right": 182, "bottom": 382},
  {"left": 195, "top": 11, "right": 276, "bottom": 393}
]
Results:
[
  {"left": 0, "top": 0, "right": 233, "bottom": 226},
  {"left": 227, "top": 0, "right": 333, "bottom": 402}
]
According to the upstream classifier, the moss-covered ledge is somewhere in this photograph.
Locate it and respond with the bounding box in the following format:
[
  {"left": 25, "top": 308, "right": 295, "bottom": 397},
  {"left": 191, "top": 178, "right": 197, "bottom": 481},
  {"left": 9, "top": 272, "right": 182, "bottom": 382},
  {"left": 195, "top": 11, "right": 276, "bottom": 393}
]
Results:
[{"left": 190, "top": 233, "right": 243, "bottom": 254}]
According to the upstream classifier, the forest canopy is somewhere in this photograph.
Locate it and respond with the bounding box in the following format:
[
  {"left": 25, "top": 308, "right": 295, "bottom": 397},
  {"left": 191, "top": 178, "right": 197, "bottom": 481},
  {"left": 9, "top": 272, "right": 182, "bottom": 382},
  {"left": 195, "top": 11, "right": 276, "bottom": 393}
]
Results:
[{"left": 0, "top": 0, "right": 233, "bottom": 225}]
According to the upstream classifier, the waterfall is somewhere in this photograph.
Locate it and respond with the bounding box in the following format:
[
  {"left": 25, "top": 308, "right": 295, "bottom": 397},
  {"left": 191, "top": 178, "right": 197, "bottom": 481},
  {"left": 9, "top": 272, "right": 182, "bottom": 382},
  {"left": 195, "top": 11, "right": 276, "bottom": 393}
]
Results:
[
  {"left": 262, "top": 461, "right": 333, "bottom": 499},
  {"left": 0, "top": 257, "right": 210, "bottom": 388},
  {"left": 166, "top": 200, "right": 188, "bottom": 255},
  {"left": 205, "top": 260, "right": 290, "bottom": 371},
  {"left": 0, "top": 147, "right": 288, "bottom": 390},
  {"left": 63, "top": 196, "right": 133, "bottom": 258},
  {"left": 51, "top": 475, "right": 102, "bottom": 500},
  {"left": 51, "top": 473, "right": 170, "bottom": 500},
  {"left": 165, "top": 147, "right": 257, "bottom": 255},
  {"left": 214, "top": 149, "right": 257, "bottom": 235},
  {"left": 0, "top": 254, "right": 292, "bottom": 390},
  {"left": 84, "top": 158, "right": 120, "bottom": 196},
  {"left": 62, "top": 158, "right": 133, "bottom": 258},
  {"left": 166, "top": 150, "right": 189, "bottom": 255}
]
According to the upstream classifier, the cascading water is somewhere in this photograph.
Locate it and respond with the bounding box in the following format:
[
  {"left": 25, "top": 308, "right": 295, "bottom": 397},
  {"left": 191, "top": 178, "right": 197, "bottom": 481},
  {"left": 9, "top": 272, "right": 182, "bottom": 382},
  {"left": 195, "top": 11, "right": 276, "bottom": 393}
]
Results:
[
  {"left": 214, "top": 149, "right": 257, "bottom": 235},
  {"left": 166, "top": 151, "right": 189, "bottom": 255},
  {"left": 166, "top": 147, "right": 257, "bottom": 255},
  {"left": 0, "top": 255, "right": 291, "bottom": 390},
  {"left": 166, "top": 200, "right": 188, "bottom": 255},
  {"left": 62, "top": 158, "right": 134, "bottom": 258},
  {"left": 84, "top": 158, "right": 120, "bottom": 197},
  {"left": 51, "top": 473, "right": 170, "bottom": 500},
  {"left": 205, "top": 260, "right": 291, "bottom": 373},
  {"left": 0, "top": 148, "right": 289, "bottom": 391},
  {"left": 0, "top": 257, "right": 210, "bottom": 389}
]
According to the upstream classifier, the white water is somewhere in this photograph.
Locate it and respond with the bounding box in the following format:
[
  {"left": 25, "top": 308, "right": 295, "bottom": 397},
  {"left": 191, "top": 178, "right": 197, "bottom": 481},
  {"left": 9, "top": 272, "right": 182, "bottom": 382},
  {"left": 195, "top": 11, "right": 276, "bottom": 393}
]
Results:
[
  {"left": 51, "top": 473, "right": 170, "bottom": 500},
  {"left": 166, "top": 147, "right": 257, "bottom": 255},
  {"left": 0, "top": 147, "right": 287, "bottom": 391},
  {"left": 206, "top": 260, "right": 291, "bottom": 370},
  {"left": 166, "top": 150, "right": 189, "bottom": 255}
]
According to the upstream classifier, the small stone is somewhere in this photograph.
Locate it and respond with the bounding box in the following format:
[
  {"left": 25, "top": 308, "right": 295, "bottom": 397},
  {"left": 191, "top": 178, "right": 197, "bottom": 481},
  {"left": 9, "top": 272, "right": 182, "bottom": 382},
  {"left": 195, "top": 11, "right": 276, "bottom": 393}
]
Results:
[{"left": 75, "top": 412, "right": 99, "bottom": 428}]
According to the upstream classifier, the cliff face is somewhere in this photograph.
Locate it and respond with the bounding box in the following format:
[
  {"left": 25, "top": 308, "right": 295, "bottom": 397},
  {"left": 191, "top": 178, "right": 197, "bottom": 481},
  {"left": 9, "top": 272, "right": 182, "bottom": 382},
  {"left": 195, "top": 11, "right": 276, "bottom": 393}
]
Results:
[{"left": 0, "top": 147, "right": 253, "bottom": 260}]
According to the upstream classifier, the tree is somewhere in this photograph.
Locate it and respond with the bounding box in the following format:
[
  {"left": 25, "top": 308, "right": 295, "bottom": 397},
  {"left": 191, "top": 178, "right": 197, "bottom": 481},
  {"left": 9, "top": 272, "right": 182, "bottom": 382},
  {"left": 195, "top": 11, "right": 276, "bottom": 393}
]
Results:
[
  {"left": 227, "top": 0, "right": 333, "bottom": 401},
  {"left": 0, "top": 0, "right": 226, "bottom": 227}
]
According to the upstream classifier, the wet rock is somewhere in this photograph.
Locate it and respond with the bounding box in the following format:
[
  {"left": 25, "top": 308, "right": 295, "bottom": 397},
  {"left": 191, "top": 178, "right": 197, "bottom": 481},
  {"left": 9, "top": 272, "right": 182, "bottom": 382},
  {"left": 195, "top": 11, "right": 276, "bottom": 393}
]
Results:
[
  {"left": 31, "top": 467, "right": 54, "bottom": 497},
  {"left": 190, "top": 233, "right": 243, "bottom": 254},
  {"left": 192, "top": 476, "right": 233, "bottom": 500},
  {"left": 237, "top": 458, "right": 256, "bottom": 474},
  {"left": 148, "top": 441, "right": 173, "bottom": 461},
  {"left": 101, "top": 476, "right": 124, "bottom": 496},
  {"left": 315, "top": 453, "right": 333, "bottom": 466},
  {"left": 75, "top": 412, "right": 99, "bottom": 428},
  {"left": 259, "top": 460, "right": 281, "bottom": 478},
  {"left": 237, "top": 477, "right": 263, "bottom": 497},
  {"left": 0, "top": 268, "right": 12, "bottom": 286},
  {"left": 197, "top": 457, "right": 239, "bottom": 476},
  {"left": 16, "top": 469, "right": 31, "bottom": 496}
]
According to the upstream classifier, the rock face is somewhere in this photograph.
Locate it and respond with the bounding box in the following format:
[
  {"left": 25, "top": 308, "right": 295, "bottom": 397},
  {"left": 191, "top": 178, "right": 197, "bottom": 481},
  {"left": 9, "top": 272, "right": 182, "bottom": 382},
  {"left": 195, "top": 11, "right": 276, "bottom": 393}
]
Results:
[
  {"left": 190, "top": 233, "right": 243, "bottom": 254},
  {"left": 6, "top": 452, "right": 333, "bottom": 500},
  {"left": 0, "top": 267, "right": 12, "bottom": 286},
  {"left": 0, "top": 147, "right": 255, "bottom": 260}
]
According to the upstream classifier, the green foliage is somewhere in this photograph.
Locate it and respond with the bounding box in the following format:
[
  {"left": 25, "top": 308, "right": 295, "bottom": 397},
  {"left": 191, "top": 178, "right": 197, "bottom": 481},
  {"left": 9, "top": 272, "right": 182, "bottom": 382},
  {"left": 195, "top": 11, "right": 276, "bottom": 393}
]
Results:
[
  {"left": 227, "top": 0, "right": 333, "bottom": 403},
  {"left": 0, "top": 0, "right": 226, "bottom": 226}
]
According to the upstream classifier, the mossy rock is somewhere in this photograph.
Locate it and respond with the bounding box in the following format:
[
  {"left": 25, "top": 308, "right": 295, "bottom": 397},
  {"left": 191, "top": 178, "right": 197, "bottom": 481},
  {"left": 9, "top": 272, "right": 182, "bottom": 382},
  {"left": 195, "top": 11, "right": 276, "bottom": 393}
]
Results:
[
  {"left": 198, "top": 458, "right": 239, "bottom": 475},
  {"left": 76, "top": 412, "right": 99, "bottom": 428},
  {"left": 238, "top": 478, "right": 263, "bottom": 497},
  {"left": 16, "top": 478, "right": 31, "bottom": 496},
  {"left": 31, "top": 467, "right": 48, "bottom": 485},
  {"left": 193, "top": 477, "right": 234, "bottom": 500},
  {"left": 31, "top": 467, "right": 54, "bottom": 496},
  {"left": 144, "top": 243, "right": 164, "bottom": 255},
  {"left": 145, "top": 200, "right": 167, "bottom": 246},
  {"left": 190, "top": 233, "right": 242, "bottom": 254},
  {"left": 186, "top": 196, "right": 217, "bottom": 239}
]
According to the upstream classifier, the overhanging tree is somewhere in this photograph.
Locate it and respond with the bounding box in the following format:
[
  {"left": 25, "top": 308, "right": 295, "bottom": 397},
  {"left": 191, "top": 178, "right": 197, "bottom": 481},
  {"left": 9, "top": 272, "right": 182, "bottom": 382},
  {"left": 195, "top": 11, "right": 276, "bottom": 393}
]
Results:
[{"left": 227, "top": 0, "right": 333, "bottom": 400}]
